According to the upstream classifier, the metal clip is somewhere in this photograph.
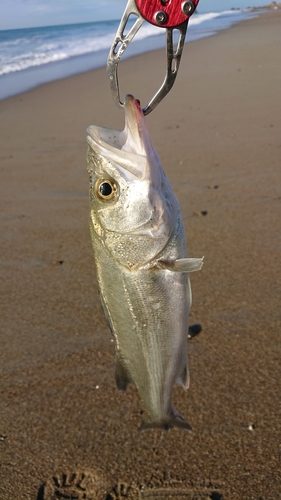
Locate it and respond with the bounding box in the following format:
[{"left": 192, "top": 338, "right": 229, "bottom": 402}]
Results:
[{"left": 107, "top": 0, "right": 198, "bottom": 115}]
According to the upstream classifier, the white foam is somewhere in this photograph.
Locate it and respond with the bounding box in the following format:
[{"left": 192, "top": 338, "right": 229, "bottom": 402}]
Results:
[{"left": 0, "top": 9, "right": 253, "bottom": 80}]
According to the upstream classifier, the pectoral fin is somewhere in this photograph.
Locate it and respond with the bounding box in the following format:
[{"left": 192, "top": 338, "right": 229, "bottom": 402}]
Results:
[{"left": 157, "top": 257, "right": 204, "bottom": 273}]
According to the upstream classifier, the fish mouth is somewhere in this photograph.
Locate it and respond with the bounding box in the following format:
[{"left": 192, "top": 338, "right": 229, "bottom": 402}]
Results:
[
  {"left": 121, "top": 95, "right": 153, "bottom": 156},
  {"left": 86, "top": 95, "right": 155, "bottom": 179}
]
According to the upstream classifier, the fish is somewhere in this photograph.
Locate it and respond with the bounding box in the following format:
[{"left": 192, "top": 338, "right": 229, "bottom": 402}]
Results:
[{"left": 86, "top": 94, "right": 203, "bottom": 431}]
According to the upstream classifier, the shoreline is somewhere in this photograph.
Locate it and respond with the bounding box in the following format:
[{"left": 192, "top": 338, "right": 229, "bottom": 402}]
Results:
[
  {"left": 1, "top": 9, "right": 280, "bottom": 499},
  {"left": 0, "top": 6, "right": 271, "bottom": 102}
]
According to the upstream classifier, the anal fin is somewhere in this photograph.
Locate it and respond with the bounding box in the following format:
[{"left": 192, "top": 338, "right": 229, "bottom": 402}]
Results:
[
  {"left": 176, "top": 364, "right": 190, "bottom": 390},
  {"left": 115, "top": 355, "right": 130, "bottom": 392}
]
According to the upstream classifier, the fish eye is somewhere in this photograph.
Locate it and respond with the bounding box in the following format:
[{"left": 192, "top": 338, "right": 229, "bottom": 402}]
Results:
[{"left": 95, "top": 179, "right": 117, "bottom": 201}]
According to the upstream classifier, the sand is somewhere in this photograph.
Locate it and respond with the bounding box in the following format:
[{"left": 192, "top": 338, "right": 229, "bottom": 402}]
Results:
[{"left": 0, "top": 10, "right": 280, "bottom": 500}]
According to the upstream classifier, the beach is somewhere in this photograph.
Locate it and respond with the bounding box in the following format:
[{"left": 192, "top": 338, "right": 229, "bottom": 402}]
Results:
[{"left": 0, "top": 9, "right": 280, "bottom": 499}]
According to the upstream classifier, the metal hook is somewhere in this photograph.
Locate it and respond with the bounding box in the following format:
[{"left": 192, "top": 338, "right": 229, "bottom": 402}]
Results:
[
  {"left": 107, "top": 0, "right": 192, "bottom": 115},
  {"left": 107, "top": 0, "right": 144, "bottom": 111}
]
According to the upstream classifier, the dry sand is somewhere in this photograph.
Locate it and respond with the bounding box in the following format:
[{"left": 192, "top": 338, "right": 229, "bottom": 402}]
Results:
[{"left": 0, "top": 10, "right": 280, "bottom": 500}]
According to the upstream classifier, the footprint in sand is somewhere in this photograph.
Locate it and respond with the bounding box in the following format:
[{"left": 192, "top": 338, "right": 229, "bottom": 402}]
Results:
[
  {"left": 38, "top": 474, "right": 225, "bottom": 500},
  {"left": 38, "top": 470, "right": 108, "bottom": 500},
  {"left": 105, "top": 481, "right": 225, "bottom": 500}
]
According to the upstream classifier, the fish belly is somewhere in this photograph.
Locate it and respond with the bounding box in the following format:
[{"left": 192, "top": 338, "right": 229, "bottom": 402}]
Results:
[{"left": 92, "top": 235, "right": 191, "bottom": 430}]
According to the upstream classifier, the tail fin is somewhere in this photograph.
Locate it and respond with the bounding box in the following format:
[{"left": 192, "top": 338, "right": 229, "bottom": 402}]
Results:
[{"left": 139, "top": 410, "right": 192, "bottom": 433}]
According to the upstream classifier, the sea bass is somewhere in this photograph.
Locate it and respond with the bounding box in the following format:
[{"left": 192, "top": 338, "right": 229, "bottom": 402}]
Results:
[{"left": 86, "top": 95, "right": 203, "bottom": 431}]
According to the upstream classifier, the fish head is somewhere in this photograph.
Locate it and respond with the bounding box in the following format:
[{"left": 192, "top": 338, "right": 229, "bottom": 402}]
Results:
[{"left": 86, "top": 95, "right": 179, "bottom": 269}]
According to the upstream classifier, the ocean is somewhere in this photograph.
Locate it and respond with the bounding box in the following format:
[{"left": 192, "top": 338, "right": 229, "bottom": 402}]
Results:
[{"left": 0, "top": 8, "right": 262, "bottom": 100}]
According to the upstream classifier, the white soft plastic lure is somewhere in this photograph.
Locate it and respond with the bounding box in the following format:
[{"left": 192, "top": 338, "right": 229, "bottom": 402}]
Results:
[{"left": 86, "top": 95, "right": 203, "bottom": 431}]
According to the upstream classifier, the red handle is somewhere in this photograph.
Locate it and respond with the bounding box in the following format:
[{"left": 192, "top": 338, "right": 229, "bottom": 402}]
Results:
[{"left": 135, "top": 0, "right": 199, "bottom": 28}]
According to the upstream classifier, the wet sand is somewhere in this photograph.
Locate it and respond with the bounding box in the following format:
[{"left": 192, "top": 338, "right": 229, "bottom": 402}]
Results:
[{"left": 0, "top": 10, "right": 281, "bottom": 500}]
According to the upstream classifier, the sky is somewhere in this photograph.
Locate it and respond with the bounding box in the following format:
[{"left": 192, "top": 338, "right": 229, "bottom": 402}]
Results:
[{"left": 0, "top": 0, "right": 271, "bottom": 30}]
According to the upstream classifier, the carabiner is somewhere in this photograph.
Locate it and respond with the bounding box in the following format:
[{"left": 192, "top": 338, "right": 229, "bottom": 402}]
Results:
[{"left": 107, "top": 0, "right": 199, "bottom": 115}]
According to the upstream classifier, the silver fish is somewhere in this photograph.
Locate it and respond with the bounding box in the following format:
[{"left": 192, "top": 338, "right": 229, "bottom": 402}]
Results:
[{"left": 86, "top": 95, "right": 203, "bottom": 431}]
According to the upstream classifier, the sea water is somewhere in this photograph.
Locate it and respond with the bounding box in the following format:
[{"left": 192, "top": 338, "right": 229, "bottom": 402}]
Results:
[{"left": 0, "top": 9, "right": 262, "bottom": 100}]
